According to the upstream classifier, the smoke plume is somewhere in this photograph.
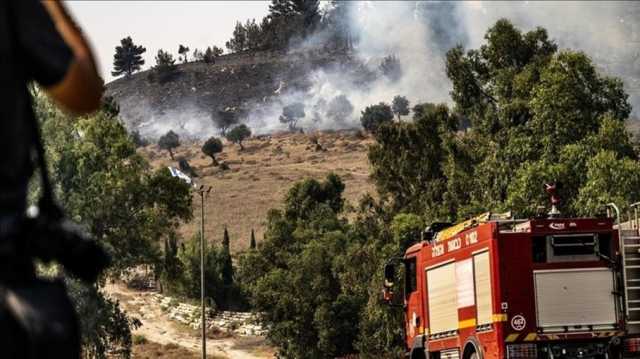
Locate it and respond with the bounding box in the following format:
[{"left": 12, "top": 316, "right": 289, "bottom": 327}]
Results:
[
  {"left": 129, "top": 1, "right": 640, "bottom": 138},
  {"left": 243, "top": 1, "right": 639, "bottom": 135}
]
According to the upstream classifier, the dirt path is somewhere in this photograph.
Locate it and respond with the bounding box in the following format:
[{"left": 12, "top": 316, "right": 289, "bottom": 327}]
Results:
[{"left": 104, "top": 283, "right": 273, "bottom": 359}]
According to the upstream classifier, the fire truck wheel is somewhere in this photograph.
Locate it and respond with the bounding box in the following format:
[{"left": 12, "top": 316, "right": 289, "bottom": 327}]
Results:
[
  {"left": 462, "top": 338, "right": 483, "bottom": 359},
  {"left": 409, "top": 348, "right": 426, "bottom": 359}
]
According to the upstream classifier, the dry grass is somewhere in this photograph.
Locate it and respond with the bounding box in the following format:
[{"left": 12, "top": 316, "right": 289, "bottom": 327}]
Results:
[
  {"left": 141, "top": 130, "right": 374, "bottom": 252},
  {"left": 133, "top": 340, "right": 226, "bottom": 359}
]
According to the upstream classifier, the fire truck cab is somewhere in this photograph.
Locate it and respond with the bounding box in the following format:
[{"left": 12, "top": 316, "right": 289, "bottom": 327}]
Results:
[{"left": 383, "top": 205, "right": 640, "bottom": 359}]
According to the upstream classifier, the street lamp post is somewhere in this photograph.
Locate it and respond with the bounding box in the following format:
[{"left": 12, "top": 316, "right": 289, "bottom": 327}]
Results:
[
  {"left": 197, "top": 185, "right": 212, "bottom": 359},
  {"left": 168, "top": 167, "right": 211, "bottom": 359}
]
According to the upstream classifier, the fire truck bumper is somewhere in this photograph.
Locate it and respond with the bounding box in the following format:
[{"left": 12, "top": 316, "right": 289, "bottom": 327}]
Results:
[{"left": 506, "top": 338, "right": 625, "bottom": 358}]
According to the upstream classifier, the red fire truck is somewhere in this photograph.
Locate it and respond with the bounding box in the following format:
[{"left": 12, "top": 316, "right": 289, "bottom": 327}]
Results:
[{"left": 383, "top": 195, "right": 640, "bottom": 358}]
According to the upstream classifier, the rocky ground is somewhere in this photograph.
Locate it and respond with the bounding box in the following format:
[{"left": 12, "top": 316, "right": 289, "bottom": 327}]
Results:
[{"left": 105, "top": 283, "right": 275, "bottom": 359}]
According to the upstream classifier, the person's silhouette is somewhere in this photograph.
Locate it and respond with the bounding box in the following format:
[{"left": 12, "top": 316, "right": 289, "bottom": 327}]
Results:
[{"left": 0, "top": 1, "right": 103, "bottom": 357}]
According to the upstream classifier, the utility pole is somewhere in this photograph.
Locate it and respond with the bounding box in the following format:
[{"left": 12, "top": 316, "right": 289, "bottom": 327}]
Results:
[
  {"left": 197, "top": 185, "right": 212, "bottom": 359},
  {"left": 168, "top": 167, "right": 211, "bottom": 359}
]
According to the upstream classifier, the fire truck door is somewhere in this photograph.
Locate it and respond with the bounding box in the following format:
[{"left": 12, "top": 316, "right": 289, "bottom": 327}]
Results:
[{"left": 405, "top": 256, "right": 423, "bottom": 348}]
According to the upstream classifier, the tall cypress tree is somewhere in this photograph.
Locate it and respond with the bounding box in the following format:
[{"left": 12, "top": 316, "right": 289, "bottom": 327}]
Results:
[
  {"left": 250, "top": 228, "right": 257, "bottom": 250},
  {"left": 221, "top": 226, "right": 233, "bottom": 286},
  {"left": 112, "top": 36, "right": 146, "bottom": 77}
]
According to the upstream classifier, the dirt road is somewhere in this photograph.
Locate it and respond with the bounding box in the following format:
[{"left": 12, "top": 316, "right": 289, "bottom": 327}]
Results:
[{"left": 105, "top": 283, "right": 273, "bottom": 359}]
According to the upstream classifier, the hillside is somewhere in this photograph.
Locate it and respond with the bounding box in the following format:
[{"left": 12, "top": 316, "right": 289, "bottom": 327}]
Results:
[
  {"left": 106, "top": 49, "right": 366, "bottom": 138},
  {"left": 140, "top": 130, "right": 374, "bottom": 252}
]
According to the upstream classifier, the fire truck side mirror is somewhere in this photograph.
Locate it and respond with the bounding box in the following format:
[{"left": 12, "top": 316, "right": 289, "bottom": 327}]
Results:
[{"left": 384, "top": 263, "right": 395, "bottom": 289}]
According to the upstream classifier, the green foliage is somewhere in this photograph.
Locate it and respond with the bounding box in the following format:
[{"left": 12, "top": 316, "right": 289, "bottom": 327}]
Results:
[
  {"left": 226, "top": 124, "right": 252, "bottom": 150},
  {"left": 35, "top": 92, "right": 192, "bottom": 356},
  {"left": 238, "top": 174, "right": 361, "bottom": 358},
  {"left": 201, "top": 137, "right": 223, "bottom": 165},
  {"left": 130, "top": 130, "right": 148, "bottom": 148},
  {"left": 240, "top": 20, "right": 639, "bottom": 358},
  {"left": 369, "top": 103, "right": 457, "bottom": 218},
  {"left": 153, "top": 49, "right": 178, "bottom": 83},
  {"left": 222, "top": 226, "right": 233, "bottom": 286},
  {"left": 69, "top": 279, "right": 140, "bottom": 359},
  {"left": 435, "top": 18, "right": 635, "bottom": 218},
  {"left": 158, "top": 130, "right": 180, "bottom": 160},
  {"left": 171, "top": 232, "right": 247, "bottom": 310},
  {"left": 279, "top": 102, "right": 306, "bottom": 131},
  {"left": 41, "top": 113, "right": 192, "bottom": 272},
  {"left": 250, "top": 228, "right": 257, "bottom": 249},
  {"left": 391, "top": 95, "right": 410, "bottom": 121},
  {"left": 112, "top": 36, "right": 146, "bottom": 77},
  {"left": 101, "top": 95, "right": 120, "bottom": 117},
  {"left": 360, "top": 103, "right": 393, "bottom": 134}
]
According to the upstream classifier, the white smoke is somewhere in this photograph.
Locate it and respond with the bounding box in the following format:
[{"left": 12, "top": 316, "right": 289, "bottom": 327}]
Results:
[
  {"left": 126, "top": 1, "right": 639, "bottom": 139},
  {"left": 244, "top": 1, "right": 639, "bottom": 134}
]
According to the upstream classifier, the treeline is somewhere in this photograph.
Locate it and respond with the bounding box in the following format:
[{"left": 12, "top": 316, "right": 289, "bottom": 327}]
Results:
[
  {"left": 225, "top": 0, "right": 352, "bottom": 53},
  {"left": 111, "top": 0, "right": 355, "bottom": 79},
  {"left": 234, "top": 19, "right": 640, "bottom": 358}
]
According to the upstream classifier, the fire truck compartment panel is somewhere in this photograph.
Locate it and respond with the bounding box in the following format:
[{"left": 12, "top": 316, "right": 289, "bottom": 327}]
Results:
[{"left": 534, "top": 268, "right": 617, "bottom": 329}]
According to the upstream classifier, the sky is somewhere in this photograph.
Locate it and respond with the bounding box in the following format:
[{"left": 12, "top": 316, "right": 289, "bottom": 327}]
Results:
[{"left": 65, "top": 1, "right": 270, "bottom": 83}]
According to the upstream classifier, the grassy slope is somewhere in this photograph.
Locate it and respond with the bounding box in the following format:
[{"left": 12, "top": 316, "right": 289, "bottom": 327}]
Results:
[{"left": 140, "top": 130, "right": 374, "bottom": 252}]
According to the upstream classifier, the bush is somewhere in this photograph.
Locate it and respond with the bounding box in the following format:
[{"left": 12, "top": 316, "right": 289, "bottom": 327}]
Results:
[
  {"left": 132, "top": 335, "right": 148, "bottom": 345},
  {"left": 360, "top": 103, "right": 393, "bottom": 133},
  {"left": 226, "top": 124, "right": 252, "bottom": 150},
  {"left": 201, "top": 137, "right": 223, "bottom": 165},
  {"left": 158, "top": 130, "right": 180, "bottom": 159}
]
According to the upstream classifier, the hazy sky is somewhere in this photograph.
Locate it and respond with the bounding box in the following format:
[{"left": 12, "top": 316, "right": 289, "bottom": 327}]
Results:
[{"left": 65, "top": 1, "right": 270, "bottom": 83}]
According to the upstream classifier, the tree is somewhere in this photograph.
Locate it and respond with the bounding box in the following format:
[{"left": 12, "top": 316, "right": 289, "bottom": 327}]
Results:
[
  {"left": 392, "top": 95, "right": 410, "bottom": 121},
  {"left": 35, "top": 88, "right": 192, "bottom": 356},
  {"left": 130, "top": 130, "right": 148, "bottom": 148},
  {"left": 203, "top": 46, "right": 224, "bottom": 63},
  {"left": 360, "top": 102, "right": 393, "bottom": 133},
  {"left": 178, "top": 44, "right": 189, "bottom": 63},
  {"left": 112, "top": 36, "right": 146, "bottom": 77},
  {"left": 101, "top": 95, "right": 120, "bottom": 117},
  {"left": 201, "top": 136, "right": 223, "bottom": 166},
  {"left": 213, "top": 109, "right": 238, "bottom": 136},
  {"left": 158, "top": 130, "right": 180, "bottom": 159},
  {"left": 279, "top": 102, "right": 305, "bottom": 131},
  {"left": 226, "top": 21, "right": 247, "bottom": 53},
  {"left": 250, "top": 229, "right": 257, "bottom": 250},
  {"left": 153, "top": 49, "right": 177, "bottom": 78},
  {"left": 226, "top": 124, "right": 252, "bottom": 150},
  {"left": 379, "top": 55, "right": 402, "bottom": 82},
  {"left": 269, "top": 0, "right": 319, "bottom": 31},
  {"left": 238, "top": 174, "right": 358, "bottom": 358},
  {"left": 368, "top": 103, "right": 456, "bottom": 215},
  {"left": 244, "top": 19, "right": 262, "bottom": 51},
  {"left": 221, "top": 226, "right": 233, "bottom": 286},
  {"left": 326, "top": 95, "right": 354, "bottom": 124}
]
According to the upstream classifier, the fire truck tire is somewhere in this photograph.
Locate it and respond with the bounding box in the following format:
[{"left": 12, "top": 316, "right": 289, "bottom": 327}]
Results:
[
  {"left": 409, "top": 348, "right": 426, "bottom": 359},
  {"left": 462, "top": 337, "right": 483, "bottom": 359}
]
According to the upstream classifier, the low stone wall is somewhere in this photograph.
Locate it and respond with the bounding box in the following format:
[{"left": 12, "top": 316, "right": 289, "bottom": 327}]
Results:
[{"left": 150, "top": 293, "right": 266, "bottom": 336}]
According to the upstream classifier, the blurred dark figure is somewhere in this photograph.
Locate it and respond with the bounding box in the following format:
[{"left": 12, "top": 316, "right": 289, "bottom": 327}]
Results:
[{"left": 0, "top": 1, "right": 105, "bottom": 358}]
